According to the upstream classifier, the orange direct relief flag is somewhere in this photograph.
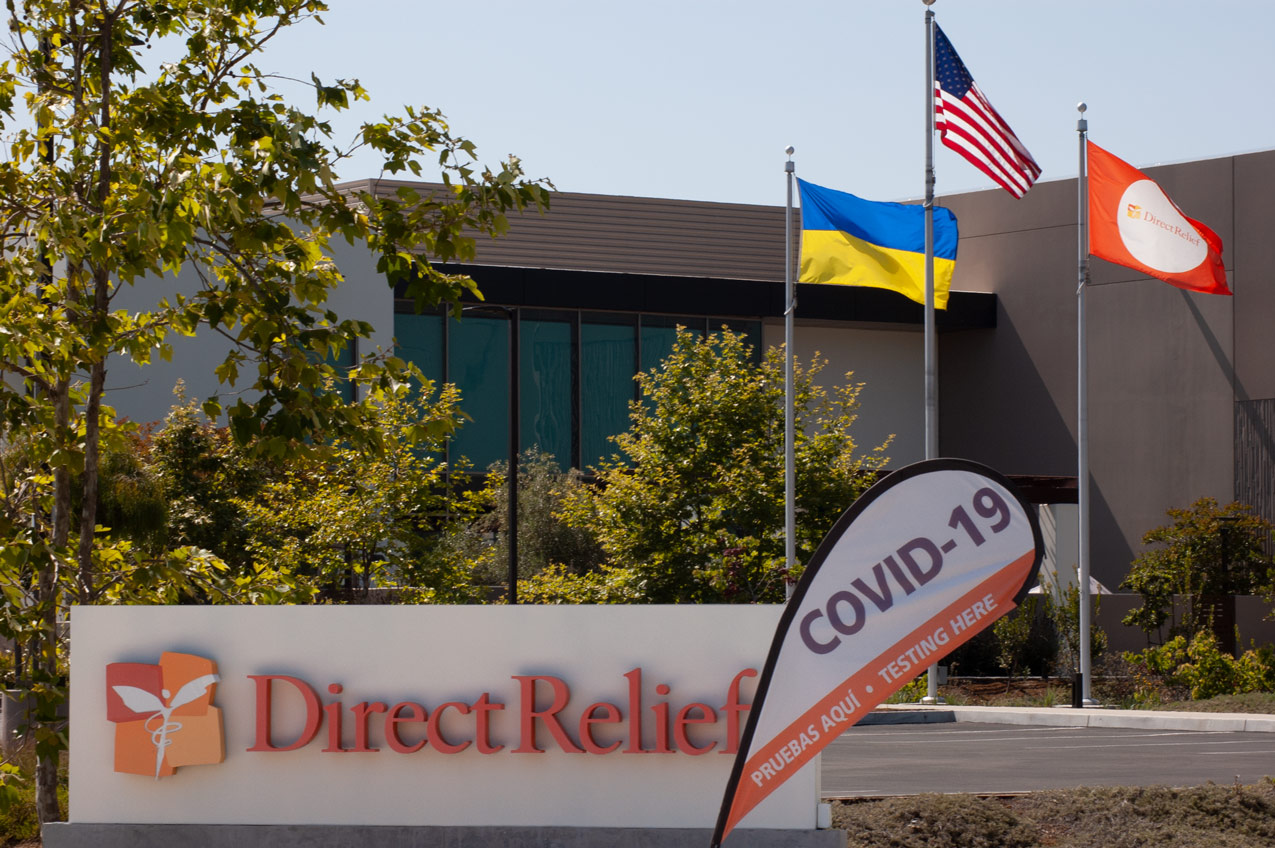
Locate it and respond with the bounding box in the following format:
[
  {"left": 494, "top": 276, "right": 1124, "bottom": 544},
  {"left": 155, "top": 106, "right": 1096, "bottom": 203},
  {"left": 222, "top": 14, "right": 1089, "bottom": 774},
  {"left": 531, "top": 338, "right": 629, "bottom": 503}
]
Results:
[{"left": 1087, "top": 141, "right": 1230, "bottom": 295}]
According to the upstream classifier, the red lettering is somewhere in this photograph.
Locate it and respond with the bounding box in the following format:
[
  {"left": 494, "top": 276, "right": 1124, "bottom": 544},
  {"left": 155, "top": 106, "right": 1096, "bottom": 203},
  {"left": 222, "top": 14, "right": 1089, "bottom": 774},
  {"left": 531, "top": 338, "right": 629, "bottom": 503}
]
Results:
[
  {"left": 651, "top": 683, "right": 672, "bottom": 753},
  {"left": 471, "top": 693, "right": 505, "bottom": 754},
  {"left": 623, "top": 667, "right": 645, "bottom": 754},
  {"left": 579, "top": 702, "right": 622, "bottom": 754},
  {"left": 246, "top": 675, "right": 322, "bottom": 752},
  {"left": 427, "top": 701, "right": 472, "bottom": 754},
  {"left": 244, "top": 667, "right": 756, "bottom": 759},
  {"left": 385, "top": 702, "right": 427, "bottom": 754},
  {"left": 350, "top": 701, "right": 388, "bottom": 752},
  {"left": 674, "top": 703, "right": 717, "bottom": 755},
  {"left": 322, "top": 683, "right": 345, "bottom": 752},
  {"left": 719, "top": 669, "right": 756, "bottom": 754},
  {"left": 512, "top": 675, "right": 584, "bottom": 754}
]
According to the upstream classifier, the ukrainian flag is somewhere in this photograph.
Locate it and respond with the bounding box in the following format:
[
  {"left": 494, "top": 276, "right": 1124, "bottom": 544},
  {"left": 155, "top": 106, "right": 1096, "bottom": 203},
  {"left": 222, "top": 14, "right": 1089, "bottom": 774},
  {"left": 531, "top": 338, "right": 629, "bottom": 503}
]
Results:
[{"left": 798, "top": 179, "right": 958, "bottom": 309}]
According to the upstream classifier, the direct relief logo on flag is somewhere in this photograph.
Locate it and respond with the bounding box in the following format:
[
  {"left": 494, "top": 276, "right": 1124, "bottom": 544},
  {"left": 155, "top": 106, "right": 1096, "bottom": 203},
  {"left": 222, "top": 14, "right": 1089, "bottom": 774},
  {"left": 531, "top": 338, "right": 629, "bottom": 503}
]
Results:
[
  {"left": 106, "top": 652, "right": 224, "bottom": 779},
  {"left": 1088, "top": 141, "right": 1229, "bottom": 296}
]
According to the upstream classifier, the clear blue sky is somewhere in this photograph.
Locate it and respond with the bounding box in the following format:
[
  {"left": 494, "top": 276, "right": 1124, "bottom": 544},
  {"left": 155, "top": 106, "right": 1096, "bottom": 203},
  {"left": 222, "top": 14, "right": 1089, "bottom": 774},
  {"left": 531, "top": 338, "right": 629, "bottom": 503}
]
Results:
[{"left": 259, "top": 1, "right": 1269, "bottom": 207}]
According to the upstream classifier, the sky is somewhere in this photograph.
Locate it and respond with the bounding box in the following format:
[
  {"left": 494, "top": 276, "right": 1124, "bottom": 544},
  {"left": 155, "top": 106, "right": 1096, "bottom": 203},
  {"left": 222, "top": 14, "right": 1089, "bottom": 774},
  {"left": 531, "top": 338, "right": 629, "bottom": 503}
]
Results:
[{"left": 235, "top": 1, "right": 1269, "bottom": 207}]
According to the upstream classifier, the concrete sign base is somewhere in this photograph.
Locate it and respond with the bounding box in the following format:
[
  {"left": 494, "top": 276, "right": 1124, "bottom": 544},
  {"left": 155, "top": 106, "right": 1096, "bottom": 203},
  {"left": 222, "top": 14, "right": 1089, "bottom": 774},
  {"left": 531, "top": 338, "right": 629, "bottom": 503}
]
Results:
[{"left": 43, "top": 823, "right": 846, "bottom": 848}]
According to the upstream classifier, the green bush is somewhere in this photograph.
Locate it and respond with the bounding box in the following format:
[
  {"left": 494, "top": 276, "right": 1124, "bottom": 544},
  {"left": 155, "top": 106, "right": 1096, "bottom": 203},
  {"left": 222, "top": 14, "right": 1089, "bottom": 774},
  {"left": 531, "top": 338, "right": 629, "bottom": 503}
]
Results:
[
  {"left": 1048, "top": 571, "right": 1108, "bottom": 676},
  {"left": 885, "top": 676, "right": 929, "bottom": 704},
  {"left": 0, "top": 756, "right": 65, "bottom": 841},
  {"left": 517, "top": 564, "right": 645, "bottom": 604},
  {"left": 1122, "top": 498, "right": 1274, "bottom": 643},
  {"left": 1125, "top": 631, "right": 1275, "bottom": 703}
]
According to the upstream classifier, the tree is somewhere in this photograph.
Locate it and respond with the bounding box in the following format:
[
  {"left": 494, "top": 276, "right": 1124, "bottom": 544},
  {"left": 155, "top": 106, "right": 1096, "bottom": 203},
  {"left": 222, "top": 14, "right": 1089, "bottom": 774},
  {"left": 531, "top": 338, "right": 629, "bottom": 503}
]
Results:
[
  {"left": 564, "top": 328, "right": 889, "bottom": 603},
  {"left": 235, "top": 373, "right": 482, "bottom": 602},
  {"left": 0, "top": 0, "right": 547, "bottom": 820},
  {"left": 1122, "top": 498, "right": 1274, "bottom": 645},
  {"left": 991, "top": 594, "right": 1049, "bottom": 680},
  {"left": 148, "top": 384, "right": 278, "bottom": 573},
  {"left": 460, "top": 448, "right": 606, "bottom": 589}
]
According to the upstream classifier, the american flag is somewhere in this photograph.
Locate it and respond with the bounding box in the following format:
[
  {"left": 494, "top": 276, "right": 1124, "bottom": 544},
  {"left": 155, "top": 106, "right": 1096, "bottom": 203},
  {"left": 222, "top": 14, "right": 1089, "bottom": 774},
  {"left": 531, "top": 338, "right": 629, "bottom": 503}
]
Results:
[{"left": 933, "top": 23, "right": 1041, "bottom": 198}]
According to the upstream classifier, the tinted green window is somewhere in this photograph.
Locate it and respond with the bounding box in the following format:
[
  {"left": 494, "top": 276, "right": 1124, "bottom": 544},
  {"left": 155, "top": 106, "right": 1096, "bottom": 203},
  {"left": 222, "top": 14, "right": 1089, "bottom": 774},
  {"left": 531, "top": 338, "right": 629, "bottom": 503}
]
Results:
[
  {"left": 720, "top": 319, "right": 764, "bottom": 363},
  {"left": 640, "top": 315, "right": 705, "bottom": 376},
  {"left": 394, "top": 312, "right": 444, "bottom": 385},
  {"left": 449, "top": 314, "right": 508, "bottom": 471},
  {"left": 520, "top": 316, "right": 572, "bottom": 466},
  {"left": 581, "top": 318, "right": 636, "bottom": 468},
  {"left": 640, "top": 323, "right": 680, "bottom": 377},
  {"left": 394, "top": 303, "right": 763, "bottom": 475}
]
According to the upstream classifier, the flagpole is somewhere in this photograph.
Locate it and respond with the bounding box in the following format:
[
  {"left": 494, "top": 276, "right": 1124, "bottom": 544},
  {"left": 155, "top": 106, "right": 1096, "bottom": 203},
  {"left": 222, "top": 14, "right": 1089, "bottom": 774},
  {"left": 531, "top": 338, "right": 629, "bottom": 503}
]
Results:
[
  {"left": 921, "top": 0, "right": 944, "bottom": 705},
  {"left": 784, "top": 147, "right": 797, "bottom": 601},
  {"left": 1076, "top": 103, "right": 1093, "bottom": 704}
]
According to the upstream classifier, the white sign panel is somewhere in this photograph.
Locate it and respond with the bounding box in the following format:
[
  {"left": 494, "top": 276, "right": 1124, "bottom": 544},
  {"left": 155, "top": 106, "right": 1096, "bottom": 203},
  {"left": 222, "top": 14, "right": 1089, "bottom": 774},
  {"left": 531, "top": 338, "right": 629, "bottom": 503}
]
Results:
[{"left": 70, "top": 604, "right": 814, "bottom": 829}]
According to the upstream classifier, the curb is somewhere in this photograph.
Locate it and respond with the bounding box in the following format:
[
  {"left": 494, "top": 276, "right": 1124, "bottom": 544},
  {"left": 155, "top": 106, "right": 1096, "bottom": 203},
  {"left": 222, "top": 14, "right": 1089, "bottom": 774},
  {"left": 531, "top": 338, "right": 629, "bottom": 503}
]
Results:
[{"left": 862, "top": 704, "right": 1275, "bottom": 733}]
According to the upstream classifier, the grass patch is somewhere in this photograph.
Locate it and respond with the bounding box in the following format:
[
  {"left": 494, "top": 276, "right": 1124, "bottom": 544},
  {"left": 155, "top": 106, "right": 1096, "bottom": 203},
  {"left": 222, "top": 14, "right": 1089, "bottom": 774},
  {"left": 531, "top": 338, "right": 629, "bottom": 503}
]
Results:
[{"left": 832, "top": 781, "right": 1275, "bottom": 848}]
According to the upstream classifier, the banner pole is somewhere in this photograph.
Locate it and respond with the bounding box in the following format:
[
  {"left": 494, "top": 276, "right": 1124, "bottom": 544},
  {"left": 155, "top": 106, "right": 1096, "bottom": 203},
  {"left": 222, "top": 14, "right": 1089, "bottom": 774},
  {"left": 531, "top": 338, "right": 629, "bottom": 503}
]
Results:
[
  {"left": 921, "top": 0, "right": 943, "bottom": 705},
  {"left": 784, "top": 148, "right": 797, "bottom": 601},
  {"left": 1076, "top": 103, "right": 1093, "bottom": 704}
]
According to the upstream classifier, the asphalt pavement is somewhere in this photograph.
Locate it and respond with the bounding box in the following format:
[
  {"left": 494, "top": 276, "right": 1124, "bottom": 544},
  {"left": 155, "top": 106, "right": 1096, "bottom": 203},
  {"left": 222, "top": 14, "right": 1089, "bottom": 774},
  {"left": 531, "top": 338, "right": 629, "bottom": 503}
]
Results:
[{"left": 821, "top": 705, "right": 1275, "bottom": 798}]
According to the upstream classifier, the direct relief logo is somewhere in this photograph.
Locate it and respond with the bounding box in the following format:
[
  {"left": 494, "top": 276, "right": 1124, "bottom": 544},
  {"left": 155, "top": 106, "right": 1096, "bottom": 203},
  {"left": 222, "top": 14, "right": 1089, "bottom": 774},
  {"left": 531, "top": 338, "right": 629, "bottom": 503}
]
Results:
[
  {"left": 1126, "top": 203, "right": 1142, "bottom": 219},
  {"left": 106, "top": 652, "right": 224, "bottom": 779}
]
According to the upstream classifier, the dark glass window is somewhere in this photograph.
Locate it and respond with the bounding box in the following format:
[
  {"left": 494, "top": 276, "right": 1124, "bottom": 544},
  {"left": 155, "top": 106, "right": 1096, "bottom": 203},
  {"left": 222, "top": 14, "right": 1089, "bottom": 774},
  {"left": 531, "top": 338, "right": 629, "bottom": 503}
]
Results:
[
  {"left": 720, "top": 319, "right": 763, "bottom": 360},
  {"left": 448, "top": 313, "right": 508, "bottom": 471},
  {"left": 519, "top": 312, "right": 573, "bottom": 467},
  {"left": 640, "top": 315, "right": 712, "bottom": 375},
  {"left": 581, "top": 314, "right": 636, "bottom": 468},
  {"left": 394, "top": 312, "right": 444, "bottom": 385},
  {"left": 393, "top": 300, "right": 763, "bottom": 474}
]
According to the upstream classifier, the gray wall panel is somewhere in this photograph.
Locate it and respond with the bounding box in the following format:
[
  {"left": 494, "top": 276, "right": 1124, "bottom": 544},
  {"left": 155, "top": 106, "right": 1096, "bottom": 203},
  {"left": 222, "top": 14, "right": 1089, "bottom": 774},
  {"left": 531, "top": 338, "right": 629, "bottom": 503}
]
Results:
[{"left": 1232, "top": 151, "right": 1275, "bottom": 401}]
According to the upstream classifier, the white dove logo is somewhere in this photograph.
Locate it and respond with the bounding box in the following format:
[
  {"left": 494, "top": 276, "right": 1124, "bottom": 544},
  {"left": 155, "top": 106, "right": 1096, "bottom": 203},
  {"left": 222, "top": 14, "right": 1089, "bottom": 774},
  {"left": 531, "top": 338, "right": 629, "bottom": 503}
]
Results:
[
  {"left": 112, "top": 674, "right": 220, "bottom": 779},
  {"left": 106, "top": 653, "right": 225, "bottom": 779}
]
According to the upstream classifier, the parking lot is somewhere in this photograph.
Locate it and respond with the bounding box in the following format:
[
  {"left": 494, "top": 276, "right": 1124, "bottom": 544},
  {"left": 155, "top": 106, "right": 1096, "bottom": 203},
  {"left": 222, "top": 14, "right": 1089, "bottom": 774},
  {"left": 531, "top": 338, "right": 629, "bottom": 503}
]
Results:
[{"left": 822, "top": 722, "right": 1275, "bottom": 797}]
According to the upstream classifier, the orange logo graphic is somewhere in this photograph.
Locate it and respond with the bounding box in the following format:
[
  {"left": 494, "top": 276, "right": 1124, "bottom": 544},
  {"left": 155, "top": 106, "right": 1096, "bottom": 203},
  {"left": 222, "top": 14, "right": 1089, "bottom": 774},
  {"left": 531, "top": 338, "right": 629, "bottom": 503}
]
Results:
[
  {"left": 1126, "top": 203, "right": 1142, "bottom": 219},
  {"left": 106, "top": 652, "right": 224, "bottom": 779}
]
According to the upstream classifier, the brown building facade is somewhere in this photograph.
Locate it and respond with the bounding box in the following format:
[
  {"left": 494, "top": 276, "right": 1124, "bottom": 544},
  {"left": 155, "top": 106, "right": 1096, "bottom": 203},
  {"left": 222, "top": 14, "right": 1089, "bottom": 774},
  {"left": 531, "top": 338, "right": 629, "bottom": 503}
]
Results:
[
  {"left": 365, "top": 149, "right": 1272, "bottom": 590},
  {"left": 112, "top": 152, "right": 1275, "bottom": 592}
]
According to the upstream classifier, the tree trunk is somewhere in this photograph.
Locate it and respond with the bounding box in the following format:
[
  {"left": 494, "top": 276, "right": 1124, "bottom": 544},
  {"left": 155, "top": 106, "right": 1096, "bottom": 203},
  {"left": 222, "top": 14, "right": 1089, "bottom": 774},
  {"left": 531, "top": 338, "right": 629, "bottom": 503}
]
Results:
[
  {"left": 76, "top": 284, "right": 109, "bottom": 602},
  {"left": 36, "top": 378, "right": 72, "bottom": 824}
]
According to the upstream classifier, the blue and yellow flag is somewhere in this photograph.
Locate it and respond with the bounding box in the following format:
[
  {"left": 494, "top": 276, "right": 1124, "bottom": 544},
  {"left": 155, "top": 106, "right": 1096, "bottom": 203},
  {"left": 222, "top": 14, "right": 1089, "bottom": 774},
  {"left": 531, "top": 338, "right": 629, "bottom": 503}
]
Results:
[{"left": 798, "top": 179, "right": 958, "bottom": 309}]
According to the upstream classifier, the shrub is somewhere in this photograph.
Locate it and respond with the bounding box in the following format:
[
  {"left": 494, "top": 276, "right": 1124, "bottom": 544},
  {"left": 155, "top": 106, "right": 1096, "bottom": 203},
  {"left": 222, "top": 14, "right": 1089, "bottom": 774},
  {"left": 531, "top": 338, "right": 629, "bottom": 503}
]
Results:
[
  {"left": 565, "top": 328, "right": 888, "bottom": 604},
  {"left": 992, "top": 595, "right": 1054, "bottom": 679},
  {"left": 1124, "top": 630, "right": 1275, "bottom": 702},
  {"left": 1122, "top": 498, "right": 1274, "bottom": 644},
  {"left": 466, "top": 448, "right": 606, "bottom": 586},
  {"left": 518, "top": 564, "right": 645, "bottom": 604}
]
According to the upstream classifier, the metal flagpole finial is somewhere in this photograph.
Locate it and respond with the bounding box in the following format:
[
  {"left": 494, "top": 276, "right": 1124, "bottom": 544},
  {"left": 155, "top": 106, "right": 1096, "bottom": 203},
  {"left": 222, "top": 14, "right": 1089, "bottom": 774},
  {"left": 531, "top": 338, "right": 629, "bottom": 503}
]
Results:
[
  {"left": 922, "top": 0, "right": 936, "bottom": 5},
  {"left": 1077, "top": 102, "right": 1087, "bottom": 113},
  {"left": 785, "top": 146, "right": 795, "bottom": 173}
]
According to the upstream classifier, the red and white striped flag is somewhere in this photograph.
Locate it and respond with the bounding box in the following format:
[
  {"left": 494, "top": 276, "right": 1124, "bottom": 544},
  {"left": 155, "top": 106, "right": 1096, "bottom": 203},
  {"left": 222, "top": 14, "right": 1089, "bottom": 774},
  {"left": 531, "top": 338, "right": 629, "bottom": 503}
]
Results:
[{"left": 933, "top": 23, "right": 1041, "bottom": 198}]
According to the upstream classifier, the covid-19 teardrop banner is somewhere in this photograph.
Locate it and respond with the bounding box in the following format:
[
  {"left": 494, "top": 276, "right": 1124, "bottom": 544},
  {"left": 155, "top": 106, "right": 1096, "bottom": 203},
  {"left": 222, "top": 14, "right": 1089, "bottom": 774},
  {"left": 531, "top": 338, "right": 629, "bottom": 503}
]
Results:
[{"left": 711, "top": 459, "right": 1044, "bottom": 846}]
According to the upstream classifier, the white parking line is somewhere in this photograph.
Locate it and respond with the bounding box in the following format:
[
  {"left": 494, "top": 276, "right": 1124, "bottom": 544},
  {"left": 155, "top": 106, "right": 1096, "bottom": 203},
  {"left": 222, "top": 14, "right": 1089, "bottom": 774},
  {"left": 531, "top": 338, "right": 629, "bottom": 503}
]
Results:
[
  {"left": 851, "top": 729, "right": 1224, "bottom": 745},
  {"left": 850, "top": 727, "right": 1086, "bottom": 739},
  {"left": 1024, "top": 739, "right": 1257, "bottom": 750}
]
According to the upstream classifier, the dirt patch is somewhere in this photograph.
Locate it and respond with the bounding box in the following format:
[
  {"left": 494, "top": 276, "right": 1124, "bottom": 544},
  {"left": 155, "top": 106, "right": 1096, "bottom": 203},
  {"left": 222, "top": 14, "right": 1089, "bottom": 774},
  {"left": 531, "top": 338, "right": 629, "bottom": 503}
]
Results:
[{"left": 832, "top": 782, "right": 1275, "bottom": 848}]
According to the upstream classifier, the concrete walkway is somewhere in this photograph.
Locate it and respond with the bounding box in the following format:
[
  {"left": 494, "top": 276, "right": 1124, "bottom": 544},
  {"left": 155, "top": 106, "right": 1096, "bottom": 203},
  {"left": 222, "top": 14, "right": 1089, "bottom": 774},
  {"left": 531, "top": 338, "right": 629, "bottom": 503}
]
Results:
[{"left": 864, "top": 703, "right": 1275, "bottom": 733}]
